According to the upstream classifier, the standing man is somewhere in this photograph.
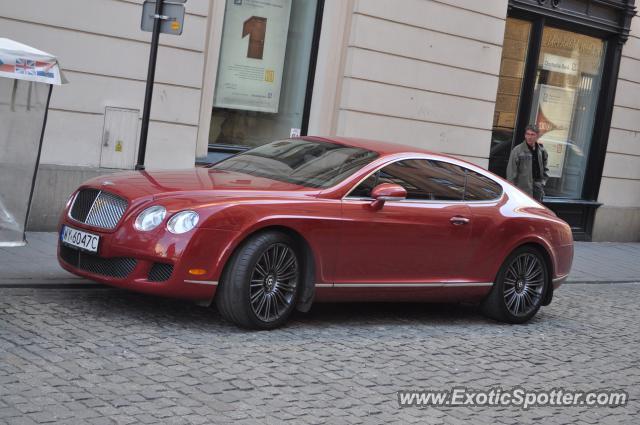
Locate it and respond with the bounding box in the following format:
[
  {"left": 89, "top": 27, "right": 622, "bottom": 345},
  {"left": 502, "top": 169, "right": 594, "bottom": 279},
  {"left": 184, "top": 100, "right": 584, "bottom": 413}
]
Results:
[{"left": 506, "top": 124, "right": 549, "bottom": 202}]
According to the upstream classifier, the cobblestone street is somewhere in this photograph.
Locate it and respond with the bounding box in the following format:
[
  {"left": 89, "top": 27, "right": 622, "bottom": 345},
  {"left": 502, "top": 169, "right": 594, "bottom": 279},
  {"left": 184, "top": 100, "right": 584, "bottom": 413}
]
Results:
[{"left": 1, "top": 283, "right": 639, "bottom": 424}]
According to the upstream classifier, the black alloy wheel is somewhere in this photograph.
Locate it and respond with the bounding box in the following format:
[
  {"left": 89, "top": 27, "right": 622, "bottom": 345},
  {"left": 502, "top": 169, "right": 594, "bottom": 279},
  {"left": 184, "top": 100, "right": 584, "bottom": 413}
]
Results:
[
  {"left": 216, "top": 231, "right": 300, "bottom": 329},
  {"left": 481, "top": 246, "right": 549, "bottom": 324}
]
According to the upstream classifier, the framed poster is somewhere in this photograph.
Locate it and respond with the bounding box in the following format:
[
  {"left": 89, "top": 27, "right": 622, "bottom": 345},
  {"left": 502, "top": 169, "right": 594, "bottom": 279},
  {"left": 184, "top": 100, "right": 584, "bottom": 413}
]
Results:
[
  {"left": 213, "top": 0, "right": 292, "bottom": 113},
  {"left": 534, "top": 84, "right": 576, "bottom": 178}
]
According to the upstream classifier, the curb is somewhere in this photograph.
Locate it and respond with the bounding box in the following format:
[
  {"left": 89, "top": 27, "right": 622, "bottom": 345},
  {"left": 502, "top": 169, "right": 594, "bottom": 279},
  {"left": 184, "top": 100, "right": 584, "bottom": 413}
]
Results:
[{"left": 565, "top": 280, "right": 640, "bottom": 285}]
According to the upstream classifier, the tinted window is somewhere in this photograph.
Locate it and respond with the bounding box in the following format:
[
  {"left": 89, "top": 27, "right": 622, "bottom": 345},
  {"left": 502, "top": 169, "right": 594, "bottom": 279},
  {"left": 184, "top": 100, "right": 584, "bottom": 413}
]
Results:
[
  {"left": 348, "top": 159, "right": 466, "bottom": 201},
  {"left": 464, "top": 169, "right": 503, "bottom": 201},
  {"left": 213, "top": 139, "right": 379, "bottom": 189},
  {"left": 349, "top": 173, "right": 379, "bottom": 198}
]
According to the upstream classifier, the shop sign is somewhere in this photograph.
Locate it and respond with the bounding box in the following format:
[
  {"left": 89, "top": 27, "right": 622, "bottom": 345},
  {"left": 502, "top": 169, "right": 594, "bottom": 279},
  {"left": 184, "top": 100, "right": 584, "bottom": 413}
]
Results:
[{"left": 542, "top": 53, "right": 579, "bottom": 76}]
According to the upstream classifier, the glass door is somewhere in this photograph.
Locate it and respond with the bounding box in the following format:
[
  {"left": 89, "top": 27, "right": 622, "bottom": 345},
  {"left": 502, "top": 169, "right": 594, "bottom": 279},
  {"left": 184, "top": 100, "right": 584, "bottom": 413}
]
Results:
[
  {"left": 490, "top": 17, "right": 606, "bottom": 200},
  {"left": 529, "top": 27, "right": 605, "bottom": 198}
]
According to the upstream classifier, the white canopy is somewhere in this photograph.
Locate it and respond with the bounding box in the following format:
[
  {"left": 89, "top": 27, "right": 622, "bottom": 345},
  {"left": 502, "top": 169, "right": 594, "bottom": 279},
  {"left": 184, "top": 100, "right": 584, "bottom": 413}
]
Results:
[{"left": 0, "top": 38, "right": 65, "bottom": 85}]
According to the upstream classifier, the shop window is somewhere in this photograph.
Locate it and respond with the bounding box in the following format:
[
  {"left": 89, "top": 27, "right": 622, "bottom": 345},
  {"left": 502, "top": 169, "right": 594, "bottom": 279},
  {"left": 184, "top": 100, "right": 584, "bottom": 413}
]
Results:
[
  {"left": 490, "top": 17, "right": 605, "bottom": 200},
  {"left": 211, "top": 0, "right": 321, "bottom": 149},
  {"left": 490, "top": 18, "right": 532, "bottom": 179},
  {"left": 530, "top": 27, "right": 604, "bottom": 199}
]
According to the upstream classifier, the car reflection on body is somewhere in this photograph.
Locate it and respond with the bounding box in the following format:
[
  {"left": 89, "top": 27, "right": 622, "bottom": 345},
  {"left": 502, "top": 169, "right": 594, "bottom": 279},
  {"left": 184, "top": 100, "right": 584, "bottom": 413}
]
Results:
[{"left": 58, "top": 136, "right": 573, "bottom": 329}]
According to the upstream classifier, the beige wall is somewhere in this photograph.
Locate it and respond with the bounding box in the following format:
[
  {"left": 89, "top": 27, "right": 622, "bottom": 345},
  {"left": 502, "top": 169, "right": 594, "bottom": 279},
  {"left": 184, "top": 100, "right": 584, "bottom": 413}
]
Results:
[
  {"left": 1, "top": 0, "right": 211, "bottom": 170},
  {"left": 325, "top": 0, "right": 508, "bottom": 168},
  {"left": 4, "top": 0, "right": 510, "bottom": 170},
  {"left": 593, "top": 13, "right": 640, "bottom": 241}
]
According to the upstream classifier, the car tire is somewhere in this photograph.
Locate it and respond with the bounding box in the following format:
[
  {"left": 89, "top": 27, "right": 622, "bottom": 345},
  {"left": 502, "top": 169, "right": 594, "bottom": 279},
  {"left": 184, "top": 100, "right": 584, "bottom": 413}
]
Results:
[
  {"left": 481, "top": 245, "right": 549, "bottom": 324},
  {"left": 216, "top": 231, "right": 300, "bottom": 330}
]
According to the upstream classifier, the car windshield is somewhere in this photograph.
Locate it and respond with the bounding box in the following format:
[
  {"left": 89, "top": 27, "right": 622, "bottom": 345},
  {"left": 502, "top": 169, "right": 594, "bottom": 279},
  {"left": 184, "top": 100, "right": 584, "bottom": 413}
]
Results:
[{"left": 211, "top": 139, "right": 379, "bottom": 189}]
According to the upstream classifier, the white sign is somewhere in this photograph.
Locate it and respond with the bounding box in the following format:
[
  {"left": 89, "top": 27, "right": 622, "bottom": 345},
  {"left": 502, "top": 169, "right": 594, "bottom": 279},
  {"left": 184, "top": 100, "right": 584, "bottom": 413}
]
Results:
[
  {"left": 535, "top": 84, "right": 576, "bottom": 178},
  {"left": 214, "top": 0, "right": 292, "bottom": 113},
  {"left": 542, "top": 53, "right": 579, "bottom": 76}
]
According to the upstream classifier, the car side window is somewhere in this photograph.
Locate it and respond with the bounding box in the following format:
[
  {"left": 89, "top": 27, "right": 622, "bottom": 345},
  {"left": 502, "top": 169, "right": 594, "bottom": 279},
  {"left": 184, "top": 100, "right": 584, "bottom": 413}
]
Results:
[
  {"left": 413, "top": 160, "right": 466, "bottom": 201},
  {"left": 349, "top": 172, "right": 379, "bottom": 198},
  {"left": 463, "top": 168, "right": 503, "bottom": 201},
  {"left": 348, "top": 159, "right": 466, "bottom": 201}
]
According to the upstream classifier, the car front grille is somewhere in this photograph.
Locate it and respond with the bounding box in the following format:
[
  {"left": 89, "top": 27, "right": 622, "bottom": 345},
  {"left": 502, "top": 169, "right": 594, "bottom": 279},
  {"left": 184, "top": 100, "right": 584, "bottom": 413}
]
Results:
[
  {"left": 60, "top": 245, "right": 137, "bottom": 279},
  {"left": 69, "top": 189, "right": 128, "bottom": 229},
  {"left": 148, "top": 263, "right": 174, "bottom": 282},
  {"left": 69, "top": 189, "right": 100, "bottom": 222}
]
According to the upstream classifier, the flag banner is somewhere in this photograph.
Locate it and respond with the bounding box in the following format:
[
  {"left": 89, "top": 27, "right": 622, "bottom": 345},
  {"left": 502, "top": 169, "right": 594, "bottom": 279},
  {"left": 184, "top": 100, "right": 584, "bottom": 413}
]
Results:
[{"left": 0, "top": 38, "right": 64, "bottom": 85}]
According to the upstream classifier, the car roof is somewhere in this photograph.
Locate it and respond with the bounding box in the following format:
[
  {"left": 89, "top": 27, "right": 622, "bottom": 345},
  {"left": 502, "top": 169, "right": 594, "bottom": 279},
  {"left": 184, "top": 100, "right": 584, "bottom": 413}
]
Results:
[
  {"left": 301, "top": 135, "right": 500, "bottom": 182},
  {"left": 302, "top": 135, "right": 436, "bottom": 157}
]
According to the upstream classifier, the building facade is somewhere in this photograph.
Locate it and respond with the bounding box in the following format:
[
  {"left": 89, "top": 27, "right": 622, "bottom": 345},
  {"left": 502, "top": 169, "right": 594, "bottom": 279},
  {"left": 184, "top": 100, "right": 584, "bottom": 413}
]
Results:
[{"left": 1, "top": 0, "right": 638, "bottom": 241}]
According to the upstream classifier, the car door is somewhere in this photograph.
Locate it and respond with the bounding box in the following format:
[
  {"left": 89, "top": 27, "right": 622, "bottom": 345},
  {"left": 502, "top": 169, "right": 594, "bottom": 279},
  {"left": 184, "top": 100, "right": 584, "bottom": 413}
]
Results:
[{"left": 335, "top": 158, "right": 474, "bottom": 285}]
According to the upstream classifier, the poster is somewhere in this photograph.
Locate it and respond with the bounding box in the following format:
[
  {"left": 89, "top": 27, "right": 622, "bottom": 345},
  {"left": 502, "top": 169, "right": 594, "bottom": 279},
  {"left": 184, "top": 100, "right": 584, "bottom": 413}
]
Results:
[
  {"left": 534, "top": 84, "right": 576, "bottom": 178},
  {"left": 214, "top": 0, "right": 292, "bottom": 113}
]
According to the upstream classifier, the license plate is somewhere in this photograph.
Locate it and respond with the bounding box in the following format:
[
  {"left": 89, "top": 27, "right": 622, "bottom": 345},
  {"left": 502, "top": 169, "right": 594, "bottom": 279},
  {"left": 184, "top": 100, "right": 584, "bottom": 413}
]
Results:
[{"left": 61, "top": 225, "right": 100, "bottom": 253}]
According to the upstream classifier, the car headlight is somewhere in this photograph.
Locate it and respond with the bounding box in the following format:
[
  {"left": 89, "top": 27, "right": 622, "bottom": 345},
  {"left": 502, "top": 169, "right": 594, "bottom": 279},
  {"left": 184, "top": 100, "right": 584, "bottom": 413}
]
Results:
[
  {"left": 134, "top": 206, "right": 166, "bottom": 231},
  {"left": 167, "top": 211, "right": 199, "bottom": 234}
]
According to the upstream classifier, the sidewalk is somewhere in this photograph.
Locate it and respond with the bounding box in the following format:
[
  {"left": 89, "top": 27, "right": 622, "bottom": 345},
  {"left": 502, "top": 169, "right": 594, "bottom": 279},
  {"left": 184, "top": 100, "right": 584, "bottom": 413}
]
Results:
[
  {"left": 0, "top": 232, "right": 638, "bottom": 287},
  {"left": 0, "top": 233, "right": 95, "bottom": 287}
]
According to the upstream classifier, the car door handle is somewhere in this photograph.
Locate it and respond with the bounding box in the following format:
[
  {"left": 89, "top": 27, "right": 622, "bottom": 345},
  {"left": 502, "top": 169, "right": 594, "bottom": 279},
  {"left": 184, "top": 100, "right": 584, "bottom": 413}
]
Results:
[{"left": 450, "top": 216, "right": 470, "bottom": 226}]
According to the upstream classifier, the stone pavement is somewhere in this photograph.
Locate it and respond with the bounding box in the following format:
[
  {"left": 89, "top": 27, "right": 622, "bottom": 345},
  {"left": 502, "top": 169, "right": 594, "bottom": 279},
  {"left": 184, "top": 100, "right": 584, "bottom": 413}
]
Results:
[
  {"left": 0, "top": 232, "right": 638, "bottom": 286},
  {"left": 1, "top": 233, "right": 639, "bottom": 424},
  {"left": 1, "top": 283, "right": 639, "bottom": 424}
]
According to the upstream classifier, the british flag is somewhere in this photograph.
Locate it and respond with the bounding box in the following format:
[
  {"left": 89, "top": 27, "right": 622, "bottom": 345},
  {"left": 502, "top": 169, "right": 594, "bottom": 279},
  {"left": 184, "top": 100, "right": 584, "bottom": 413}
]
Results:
[{"left": 15, "top": 58, "right": 36, "bottom": 76}]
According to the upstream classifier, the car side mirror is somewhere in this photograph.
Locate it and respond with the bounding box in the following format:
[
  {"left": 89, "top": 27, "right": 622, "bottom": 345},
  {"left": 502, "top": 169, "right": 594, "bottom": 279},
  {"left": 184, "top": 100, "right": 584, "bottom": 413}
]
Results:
[{"left": 370, "top": 183, "right": 406, "bottom": 210}]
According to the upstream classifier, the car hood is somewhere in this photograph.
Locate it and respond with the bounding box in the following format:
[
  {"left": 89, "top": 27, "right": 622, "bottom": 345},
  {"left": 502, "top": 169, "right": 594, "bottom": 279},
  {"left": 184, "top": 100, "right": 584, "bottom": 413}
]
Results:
[{"left": 82, "top": 168, "right": 314, "bottom": 200}]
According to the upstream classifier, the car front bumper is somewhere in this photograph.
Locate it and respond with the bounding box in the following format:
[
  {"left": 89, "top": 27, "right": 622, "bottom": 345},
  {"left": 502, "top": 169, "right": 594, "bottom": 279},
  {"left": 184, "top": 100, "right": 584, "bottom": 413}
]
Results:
[{"left": 57, "top": 221, "right": 239, "bottom": 302}]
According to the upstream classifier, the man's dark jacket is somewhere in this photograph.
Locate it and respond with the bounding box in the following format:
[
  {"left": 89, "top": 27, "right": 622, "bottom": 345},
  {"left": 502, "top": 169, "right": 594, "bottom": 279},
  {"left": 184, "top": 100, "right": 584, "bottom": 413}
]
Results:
[{"left": 506, "top": 142, "right": 549, "bottom": 196}]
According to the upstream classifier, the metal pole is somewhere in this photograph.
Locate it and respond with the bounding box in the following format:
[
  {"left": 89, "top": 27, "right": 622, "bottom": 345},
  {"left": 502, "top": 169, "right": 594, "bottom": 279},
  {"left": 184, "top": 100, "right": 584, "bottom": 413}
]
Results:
[{"left": 136, "top": 0, "right": 164, "bottom": 171}]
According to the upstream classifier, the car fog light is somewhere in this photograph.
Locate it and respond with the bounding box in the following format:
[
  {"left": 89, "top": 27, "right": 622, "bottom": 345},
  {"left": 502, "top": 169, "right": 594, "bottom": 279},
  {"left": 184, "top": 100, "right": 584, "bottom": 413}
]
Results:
[
  {"left": 134, "top": 206, "right": 166, "bottom": 231},
  {"left": 167, "top": 211, "right": 199, "bottom": 234}
]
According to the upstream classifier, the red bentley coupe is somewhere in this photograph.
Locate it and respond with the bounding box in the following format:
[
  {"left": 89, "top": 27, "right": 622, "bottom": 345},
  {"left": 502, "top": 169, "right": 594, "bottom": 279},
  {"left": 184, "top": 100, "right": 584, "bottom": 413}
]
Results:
[{"left": 58, "top": 136, "right": 573, "bottom": 329}]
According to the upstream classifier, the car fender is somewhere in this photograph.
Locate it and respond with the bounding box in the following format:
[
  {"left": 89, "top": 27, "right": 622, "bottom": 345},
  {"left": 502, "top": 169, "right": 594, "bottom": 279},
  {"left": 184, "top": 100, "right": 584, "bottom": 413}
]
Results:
[
  {"left": 203, "top": 202, "right": 339, "bottom": 286},
  {"left": 493, "top": 233, "right": 557, "bottom": 283}
]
